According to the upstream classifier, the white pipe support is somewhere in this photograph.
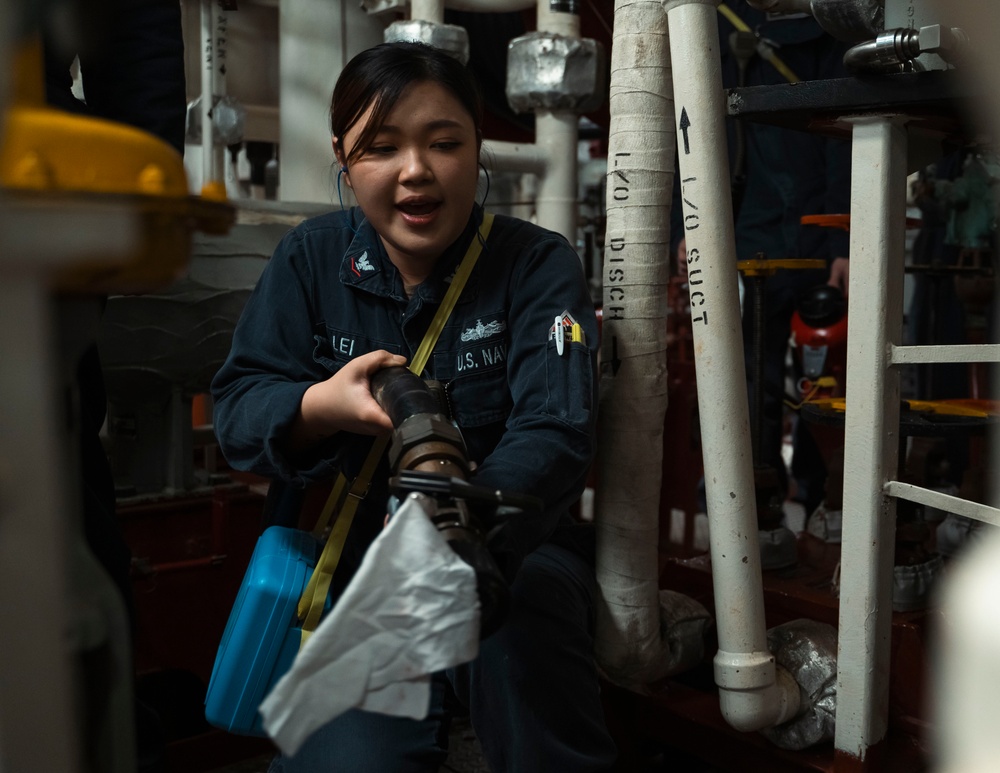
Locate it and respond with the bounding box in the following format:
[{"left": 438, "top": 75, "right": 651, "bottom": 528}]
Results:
[
  {"left": 834, "top": 115, "right": 909, "bottom": 762},
  {"left": 665, "top": 0, "right": 799, "bottom": 732},
  {"left": 482, "top": 140, "right": 547, "bottom": 176},
  {"left": 533, "top": 110, "right": 579, "bottom": 241},
  {"left": 411, "top": 0, "right": 445, "bottom": 22}
]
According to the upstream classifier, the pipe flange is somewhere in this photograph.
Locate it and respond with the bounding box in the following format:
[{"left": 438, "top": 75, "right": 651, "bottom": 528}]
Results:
[
  {"left": 384, "top": 20, "right": 470, "bottom": 64},
  {"left": 505, "top": 32, "right": 606, "bottom": 114}
]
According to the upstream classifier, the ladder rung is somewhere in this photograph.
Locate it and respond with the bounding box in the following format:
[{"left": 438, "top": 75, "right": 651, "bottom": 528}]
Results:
[
  {"left": 885, "top": 480, "right": 1000, "bottom": 527},
  {"left": 889, "top": 344, "right": 1000, "bottom": 366}
]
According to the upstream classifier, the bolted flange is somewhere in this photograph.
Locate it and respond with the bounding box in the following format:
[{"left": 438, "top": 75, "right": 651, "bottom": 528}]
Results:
[
  {"left": 384, "top": 20, "right": 470, "bottom": 65},
  {"left": 506, "top": 32, "right": 606, "bottom": 114}
]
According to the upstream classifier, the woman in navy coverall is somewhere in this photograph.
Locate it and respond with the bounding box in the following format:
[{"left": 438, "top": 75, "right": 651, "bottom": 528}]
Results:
[{"left": 211, "top": 42, "right": 617, "bottom": 772}]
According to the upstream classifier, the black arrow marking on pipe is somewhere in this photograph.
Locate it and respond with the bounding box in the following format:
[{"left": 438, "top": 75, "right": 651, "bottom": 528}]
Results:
[
  {"left": 680, "top": 108, "right": 691, "bottom": 154},
  {"left": 611, "top": 336, "right": 622, "bottom": 375}
]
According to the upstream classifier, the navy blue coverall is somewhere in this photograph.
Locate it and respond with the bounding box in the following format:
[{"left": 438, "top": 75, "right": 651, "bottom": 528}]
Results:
[{"left": 211, "top": 206, "right": 617, "bottom": 772}]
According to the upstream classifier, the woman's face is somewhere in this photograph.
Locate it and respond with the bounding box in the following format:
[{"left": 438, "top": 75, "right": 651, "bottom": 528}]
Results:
[{"left": 339, "top": 80, "right": 480, "bottom": 271}]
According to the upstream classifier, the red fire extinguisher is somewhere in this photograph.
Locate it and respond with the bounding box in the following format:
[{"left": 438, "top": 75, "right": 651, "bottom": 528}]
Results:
[{"left": 790, "top": 284, "right": 848, "bottom": 400}]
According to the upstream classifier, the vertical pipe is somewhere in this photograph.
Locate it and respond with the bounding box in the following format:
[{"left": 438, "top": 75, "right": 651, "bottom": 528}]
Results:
[
  {"left": 835, "top": 116, "right": 908, "bottom": 761},
  {"left": 534, "top": 110, "right": 579, "bottom": 242},
  {"left": 211, "top": 2, "right": 228, "bottom": 183},
  {"left": 411, "top": 0, "right": 445, "bottom": 23},
  {"left": 279, "top": 0, "right": 383, "bottom": 203},
  {"left": 594, "top": 0, "right": 675, "bottom": 684},
  {"left": 538, "top": 0, "right": 581, "bottom": 37},
  {"left": 533, "top": 0, "right": 581, "bottom": 243},
  {"left": 663, "top": 0, "right": 797, "bottom": 730},
  {"left": 200, "top": 0, "right": 215, "bottom": 184}
]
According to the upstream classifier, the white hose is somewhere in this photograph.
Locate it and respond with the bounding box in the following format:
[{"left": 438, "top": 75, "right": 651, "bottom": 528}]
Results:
[{"left": 662, "top": 0, "right": 800, "bottom": 730}]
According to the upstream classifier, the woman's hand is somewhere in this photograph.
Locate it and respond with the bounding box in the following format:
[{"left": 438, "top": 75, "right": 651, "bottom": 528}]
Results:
[{"left": 288, "top": 350, "right": 408, "bottom": 452}]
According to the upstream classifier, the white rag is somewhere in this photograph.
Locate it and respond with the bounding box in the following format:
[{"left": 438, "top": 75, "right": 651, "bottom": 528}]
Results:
[{"left": 258, "top": 493, "right": 481, "bottom": 757}]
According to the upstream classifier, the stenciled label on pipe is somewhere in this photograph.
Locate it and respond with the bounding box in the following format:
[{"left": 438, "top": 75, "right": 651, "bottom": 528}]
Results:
[
  {"left": 680, "top": 169, "right": 709, "bottom": 328},
  {"left": 604, "top": 150, "right": 631, "bottom": 327}
]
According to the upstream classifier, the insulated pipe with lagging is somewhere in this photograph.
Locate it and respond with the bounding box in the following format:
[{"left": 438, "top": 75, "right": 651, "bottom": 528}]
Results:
[
  {"left": 594, "top": 0, "right": 713, "bottom": 686},
  {"left": 662, "top": 0, "right": 800, "bottom": 731}
]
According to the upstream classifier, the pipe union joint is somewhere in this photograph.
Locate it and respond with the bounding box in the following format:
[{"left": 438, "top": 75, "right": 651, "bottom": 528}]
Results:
[
  {"left": 505, "top": 32, "right": 606, "bottom": 114},
  {"left": 714, "top": 649, "right": 777, "bottom": 689},
  {"left": 384, "top": 20, "right": 470, "bottom": 64},
  {"left": 388, "top": 414, "right": 469, "bottom": 474}
]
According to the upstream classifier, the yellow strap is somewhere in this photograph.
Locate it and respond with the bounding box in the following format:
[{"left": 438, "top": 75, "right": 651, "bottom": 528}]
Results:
[
  {"left": 295, "top": 212, "right": 495, "bottom": 637},
  {"left": 310, "top": 469, "right": 348, "bottom": 539},
  {"left": 717, "top": 3, "right": 800, "bottom": 84},
  {"left": 298, "top": 434, "right": 389, "bottom": 630},
  {"left": 411, "top": 213, "right": 494, "bottom": 376}
]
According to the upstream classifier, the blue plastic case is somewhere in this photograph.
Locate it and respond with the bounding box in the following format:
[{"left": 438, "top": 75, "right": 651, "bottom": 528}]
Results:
[{"left": 205, "top": 525, "right": 323, "bottom": 736}]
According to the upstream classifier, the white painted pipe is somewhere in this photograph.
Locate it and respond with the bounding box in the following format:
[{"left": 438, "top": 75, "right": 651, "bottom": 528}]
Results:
[
  {"left": 200, "top": 0, "right": 214, "bottom": 184},
  {"left": 411, "top": 0, "right": 445, "bottom": 23},
  {"left": 212, "top": 2, "right": 229, "bottom": 184},
  {"left": 482, "top": 141, "right": 546, "bottom": 175},
  {"left": 538, "top": 0, "right": 581, "bottom": 37},
  {"left": 534, "top": 110, "right": 579, "bottom": 242},
  {"left": 529, "top": 0, "right": 581, "bottom": 242},
  {"left": 663, "top": 0, "right": 799, "bottom": 730}
]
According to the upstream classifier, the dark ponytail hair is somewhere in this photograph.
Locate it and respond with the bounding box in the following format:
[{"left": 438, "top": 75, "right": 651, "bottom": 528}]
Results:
[{"left": 331, "top": 42, "right": 484, "bottom": 168}]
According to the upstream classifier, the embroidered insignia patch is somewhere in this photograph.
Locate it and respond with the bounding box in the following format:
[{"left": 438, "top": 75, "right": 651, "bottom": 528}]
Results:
[
  {"left": 351, "top": 251, "right": 374, "bottom": 276},
  {"left": 461, "top": 318, "right": 506, "bottom": 342}
]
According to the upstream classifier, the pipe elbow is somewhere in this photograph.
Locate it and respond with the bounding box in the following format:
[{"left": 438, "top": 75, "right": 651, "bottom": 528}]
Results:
[
  {"left": 715, "top": 650, "right": 801, "bottom": 732},
  {"left": 718, "top": 665, "right": 802, "bottom": 732}
]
